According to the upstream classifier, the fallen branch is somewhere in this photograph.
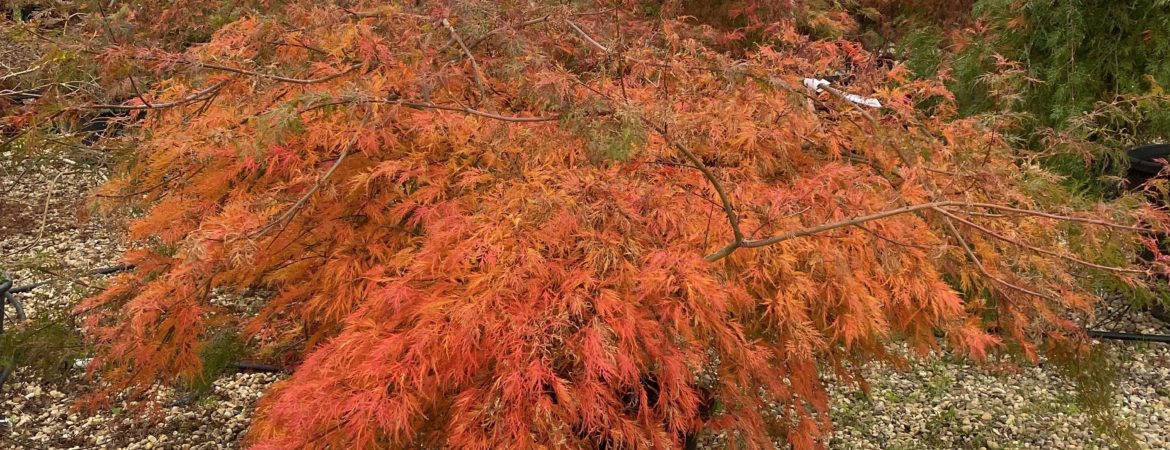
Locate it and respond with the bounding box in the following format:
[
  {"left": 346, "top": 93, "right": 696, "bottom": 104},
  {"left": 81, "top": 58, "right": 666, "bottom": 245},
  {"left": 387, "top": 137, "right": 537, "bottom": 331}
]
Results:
[
  {"left": 4, "top": 170, "right": 70, "bottom": 259},
  {"left": 1087, "top": 330, "right": 1170, "bottom": 344}
]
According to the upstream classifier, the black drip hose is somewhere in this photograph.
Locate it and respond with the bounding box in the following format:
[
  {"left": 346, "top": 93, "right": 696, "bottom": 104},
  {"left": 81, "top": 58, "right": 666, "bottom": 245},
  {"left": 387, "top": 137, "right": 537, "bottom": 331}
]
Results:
[
  {"left": 4, "top": 292, "right": 26, "bottom": 322},
  {"left": 0, "top": 281, "right": 16, "bottom": 389},
  {"left": 0, "top": 266, "right": 134, "bottom": 392},
  {"left": 1087, "top": 330, "right": 1170, "bottom": 344},
  {"left": 3, "top": 264, "right": 1156, "bottom": 401},
  {"left": 233, "top": 362, "right": 289, "bottom": 373},
  {"left": 163, "top": 362, "right": 290, "bottom": 408},
  {"left": 1, "top": 264, "right": 290, "bottom": 403},
  {"left": 0, "top": 280, "right": 11, "bottom": 335},
  {"left": 8, "top": 264, "right": 136, "bottom": 294},
  {"left": 89, "top": 263, "right": 135, "bottom": 275}
]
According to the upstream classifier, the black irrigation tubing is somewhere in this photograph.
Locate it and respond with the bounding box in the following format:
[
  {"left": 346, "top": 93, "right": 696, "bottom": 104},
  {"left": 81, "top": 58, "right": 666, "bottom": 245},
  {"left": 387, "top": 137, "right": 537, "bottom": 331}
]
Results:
[
  {"left": 163, "top": 363, "right": 290, "bottom": 408},
  {"left": 233, "top": 362, "right": 290, "bottom": 373},
  {"left": 0, "top": 280, "right": 12, "bottom": 334},
  {"left": 3, "top": 263, "right": 1161, "bottom": 394},
  {"left": 0, "top": 265, "right": 133, "bottom": 392},
  {"left": 0, "top": 280, "right": 19, "bottom": 389},
  {"left": 1, "top": 263, "right": 291, "bottom": 403},
  {"left": 1089, "top": 303, "right": 1134, "bottom": 331},
  {"left": 7, "top": 263, "right": 136, "bottom": 294},
  {"left": 1087, "top": 330, "right": 1170, "bottom": 344},
  {"left": 1, "top": 280, "right": 24, "bottom": 338}
]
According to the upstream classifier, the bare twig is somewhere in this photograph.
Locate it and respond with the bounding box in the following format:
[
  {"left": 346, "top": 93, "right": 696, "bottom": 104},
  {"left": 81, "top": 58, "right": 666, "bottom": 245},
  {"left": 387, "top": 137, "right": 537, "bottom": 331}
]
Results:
[
  {"left": 192, "top": 62, "right": 358, "bottom": 85},
  {"left": 702, "top": 200, "right": 1156, "bottom": 262},
  {"left": 652, "top": 125, "right": 745, "bottom": 248},
  {"left": 251, "top": 113, "right": 372, "bottom": 238},
  {"left": 4, "top": 170, "right": 73, "bottom": 259},
  {"left": 705, "top": 201, "right": 950, "bottom": 261},
  {"left": 944, "top": 203, "right": 1151, "bottom": 233},
  {"left": 566, "top": 19, "right": 609, "bottom": 53},
  {"left": 936, "top": 211, "right": 1055, "bottom": 301},
  {"left": 80, "top": 80, "right": 228, "bottom": 111},
  {"left": 441, "top": 18, "right": 489, "bottom": 99},
  {"left": 302, "top": 97, "right": 563, "bottom": 123},
  {"left": 468, "top": 15, "right": 553, "bottom": 48},
  {"left": 947, "top": 209, "right": 1006, "bottom": 218},
  {"left": 935, "top": 207, "right": 1145, "bottom": 274},
  {"left": 0, "top": 65, "right": 40, "bottom": 82},
  {"left": 1, "top": 80, "right": 96, "bottom": 100},
  {"left": 466, "top": 8, "right": 613, "bottom": 49},
  {"left": 702, "top": 201, "right": 715, "bottom": 250}
]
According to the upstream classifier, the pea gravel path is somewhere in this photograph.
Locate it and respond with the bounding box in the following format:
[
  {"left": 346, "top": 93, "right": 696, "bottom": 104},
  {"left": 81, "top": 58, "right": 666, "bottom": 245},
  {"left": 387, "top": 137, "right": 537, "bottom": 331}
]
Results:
[{"left": 1, "top": 160, "right": 1167, "bottom": 450}]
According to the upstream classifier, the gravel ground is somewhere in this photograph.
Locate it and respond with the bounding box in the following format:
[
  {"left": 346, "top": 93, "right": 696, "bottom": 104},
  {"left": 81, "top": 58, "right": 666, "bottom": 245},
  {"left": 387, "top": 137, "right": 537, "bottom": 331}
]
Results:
[
  {"left": 1, "top": 158, "right": 283, "bottom": 449},
  {"left": 827, "top": 343, "right": 1170, "bottom": 450},
  {"left": 3, "top": 158, "right": 1168, "bottom": 450}
]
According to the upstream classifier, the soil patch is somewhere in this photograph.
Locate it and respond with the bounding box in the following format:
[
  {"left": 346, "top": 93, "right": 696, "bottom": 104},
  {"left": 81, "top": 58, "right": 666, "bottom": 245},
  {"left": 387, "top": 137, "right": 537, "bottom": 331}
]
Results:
[{"left": 0, "top": 197, "right": 33, "bottom": 237}]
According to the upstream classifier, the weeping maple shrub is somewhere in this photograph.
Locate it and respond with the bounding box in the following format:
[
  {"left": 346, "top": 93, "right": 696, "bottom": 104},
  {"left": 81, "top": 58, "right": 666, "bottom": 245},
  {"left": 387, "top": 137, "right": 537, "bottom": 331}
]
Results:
[{"left": 69, "top": 1, "right": 1170, "bottom": 448}]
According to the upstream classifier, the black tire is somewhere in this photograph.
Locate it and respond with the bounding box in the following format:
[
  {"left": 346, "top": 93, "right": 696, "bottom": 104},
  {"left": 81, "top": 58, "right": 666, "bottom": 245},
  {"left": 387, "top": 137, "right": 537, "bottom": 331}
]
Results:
[{"left": 1126, "top": 144, "right": 1170, "bottom": 175}]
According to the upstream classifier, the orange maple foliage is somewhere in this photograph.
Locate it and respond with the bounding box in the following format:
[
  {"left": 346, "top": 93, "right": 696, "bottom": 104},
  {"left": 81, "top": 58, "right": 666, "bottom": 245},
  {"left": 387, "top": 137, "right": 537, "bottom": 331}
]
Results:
[{"left": 60, "top": 1, "right": 1169, "bottom": 449}]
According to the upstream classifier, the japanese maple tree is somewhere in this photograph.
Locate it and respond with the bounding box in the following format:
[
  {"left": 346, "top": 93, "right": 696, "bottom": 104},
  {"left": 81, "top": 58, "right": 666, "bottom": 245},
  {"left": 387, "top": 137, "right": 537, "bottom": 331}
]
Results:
[{"left": 40, "top": 1, "right": 1169, "bottom": 448}]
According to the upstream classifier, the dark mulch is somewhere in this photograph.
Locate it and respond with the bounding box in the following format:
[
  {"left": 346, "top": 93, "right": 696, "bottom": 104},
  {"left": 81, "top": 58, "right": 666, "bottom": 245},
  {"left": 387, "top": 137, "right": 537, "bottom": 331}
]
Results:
[{"left": 0, "top": 198, "right": 33, "bottom": 238}]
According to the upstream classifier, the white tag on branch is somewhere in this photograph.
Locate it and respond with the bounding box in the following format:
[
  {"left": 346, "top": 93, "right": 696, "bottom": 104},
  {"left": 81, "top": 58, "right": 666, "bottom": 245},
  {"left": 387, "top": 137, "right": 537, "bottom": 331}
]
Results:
[
  {"left": 802, "top": 77, "right": 882, "bottom": 108},
  {"left": 802, "top": 77, "right": 831, "bottom": 91}
]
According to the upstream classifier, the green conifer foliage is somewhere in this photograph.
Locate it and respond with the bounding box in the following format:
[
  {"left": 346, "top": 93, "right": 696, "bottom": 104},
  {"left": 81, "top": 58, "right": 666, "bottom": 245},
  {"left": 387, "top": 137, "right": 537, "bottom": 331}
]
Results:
[{"left": 898, "top": 0, "right": 1170, "bottom": 185}]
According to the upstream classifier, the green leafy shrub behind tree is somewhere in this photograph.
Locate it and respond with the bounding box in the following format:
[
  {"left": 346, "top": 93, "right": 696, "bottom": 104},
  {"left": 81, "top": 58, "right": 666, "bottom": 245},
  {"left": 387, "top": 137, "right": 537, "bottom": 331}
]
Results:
[{"left": 896, "top": 0, "right": 1170, "bottom": 189}]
